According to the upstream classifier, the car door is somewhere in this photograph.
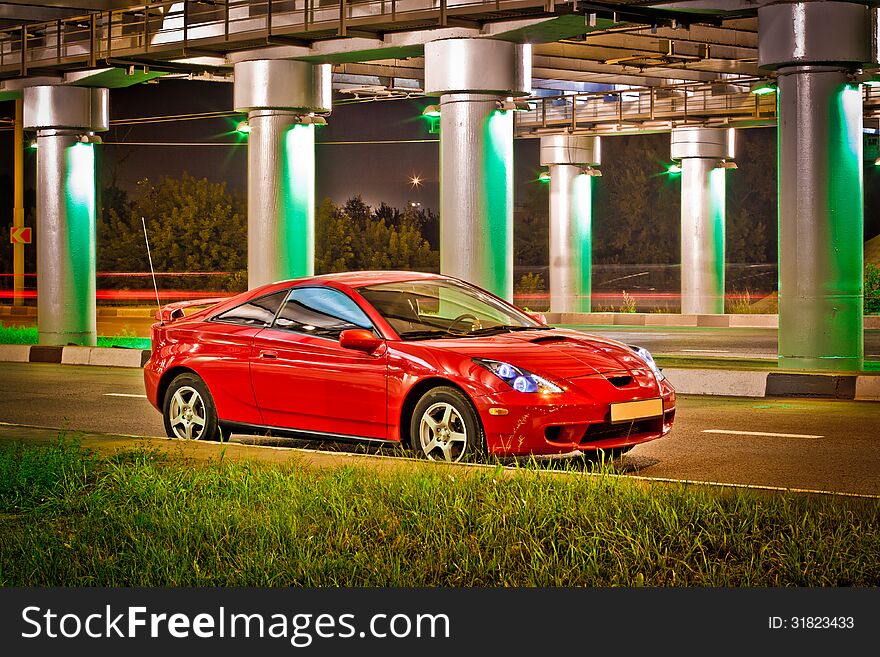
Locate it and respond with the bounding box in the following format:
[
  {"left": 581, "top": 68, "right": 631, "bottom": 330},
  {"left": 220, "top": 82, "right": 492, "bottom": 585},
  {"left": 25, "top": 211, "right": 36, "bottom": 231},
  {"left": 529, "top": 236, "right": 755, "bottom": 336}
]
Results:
[
  {"left": 185, "top": 289, "right": 288, "bottom": 425},
  {"left": 250, "top": 286, "right": 389, "bottom": 439}
]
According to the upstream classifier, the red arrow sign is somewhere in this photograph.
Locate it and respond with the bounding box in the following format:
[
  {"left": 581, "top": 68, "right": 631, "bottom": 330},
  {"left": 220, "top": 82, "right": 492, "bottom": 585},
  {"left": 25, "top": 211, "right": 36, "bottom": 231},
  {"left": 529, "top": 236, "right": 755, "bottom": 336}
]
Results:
[{"left": 10, "top": 227, "right": 31, "bottom": 244}]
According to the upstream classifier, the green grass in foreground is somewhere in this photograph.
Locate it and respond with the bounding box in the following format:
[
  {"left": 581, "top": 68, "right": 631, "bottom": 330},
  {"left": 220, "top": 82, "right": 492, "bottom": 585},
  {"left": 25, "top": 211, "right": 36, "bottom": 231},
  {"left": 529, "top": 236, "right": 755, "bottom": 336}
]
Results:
[
  {"left": 0, "top": 437, "right": 878, "bottom": 586},
  {"left": 0, "top": 324, "right": 150, "bottom": 350}
]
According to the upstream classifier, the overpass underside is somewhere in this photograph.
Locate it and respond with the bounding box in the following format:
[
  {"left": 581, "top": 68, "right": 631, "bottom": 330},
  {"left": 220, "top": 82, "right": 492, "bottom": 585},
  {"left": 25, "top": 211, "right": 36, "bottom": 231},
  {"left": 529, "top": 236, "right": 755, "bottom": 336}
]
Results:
[{"left": 0, "top": 0, "right": 875, "bottom": 371}]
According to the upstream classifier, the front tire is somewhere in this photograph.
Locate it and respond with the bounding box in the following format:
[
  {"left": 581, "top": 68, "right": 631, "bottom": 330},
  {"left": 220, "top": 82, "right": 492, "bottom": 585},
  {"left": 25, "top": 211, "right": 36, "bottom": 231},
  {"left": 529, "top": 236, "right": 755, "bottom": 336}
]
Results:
[
  {"left": 410, "top": 386, "right": 484, "bottom": 463},
  {"left": 163, "top": 373, "right": 225, "bottom": 441}
]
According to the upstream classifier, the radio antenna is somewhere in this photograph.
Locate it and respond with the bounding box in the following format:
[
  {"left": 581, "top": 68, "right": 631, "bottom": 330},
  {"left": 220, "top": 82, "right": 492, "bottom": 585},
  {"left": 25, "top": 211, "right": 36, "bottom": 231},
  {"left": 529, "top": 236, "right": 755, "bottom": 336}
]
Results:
[{"left": 141, "top": 216, "right": 163, "bottom": 324}]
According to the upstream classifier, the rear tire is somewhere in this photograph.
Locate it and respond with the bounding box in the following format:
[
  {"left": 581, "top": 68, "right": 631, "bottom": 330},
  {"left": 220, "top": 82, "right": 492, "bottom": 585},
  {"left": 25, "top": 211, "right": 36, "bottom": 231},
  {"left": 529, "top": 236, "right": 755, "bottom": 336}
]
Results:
[
  {"left": 410, "top": 386, "right": 484, "bottom": 463},
  {"left": 163, "top": 373, "right": 225, "bottom": 442}
]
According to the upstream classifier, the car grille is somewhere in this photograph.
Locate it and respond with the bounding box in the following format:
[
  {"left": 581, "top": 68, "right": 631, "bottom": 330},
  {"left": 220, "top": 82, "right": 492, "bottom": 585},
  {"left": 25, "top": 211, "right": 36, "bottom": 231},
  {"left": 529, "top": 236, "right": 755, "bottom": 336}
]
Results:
[{"left": 579, "top": 417, "right": 664, "bottom": 444}]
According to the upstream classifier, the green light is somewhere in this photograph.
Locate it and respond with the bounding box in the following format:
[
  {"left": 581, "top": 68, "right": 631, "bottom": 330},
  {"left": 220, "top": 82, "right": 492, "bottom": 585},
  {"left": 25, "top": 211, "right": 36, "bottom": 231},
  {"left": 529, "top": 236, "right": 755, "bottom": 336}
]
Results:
[
  {"left": 538, "top": 171, "right": 551, "bottom": 183},
  {"left": 236, "top": 120, "right": 250, "bottom": 134},
  {"left": 709, "top": 166, "right": 726, "bottom": 305},
  {"left": 422, "top": 104, "right": 441, "bottom": 118},
  {"left": 668, "top": 163, "right": 682, "bottom": 174},
  {"left": 573, "top": 172, "right": 593, "bottom": 313},
  {"left": 281, "top": 123, "right": 315, "bottom": 278},
  {"left": 64, "top": 141, "right": 97, "bottom": 345},
  {"left": 778, "top": 79, "right": 864, "bottom": 370},
  {"left": 68, "top": 142, "right": 95, "bottom": 205},
  {"left": 483, "top": 109, "right": 514, "bottom": 300},
  {"left": 28, "top": 139, "right": 37, "bottom": 149},
  {"left": 750, "top": 80, "right": 777, "bottom": 96}
]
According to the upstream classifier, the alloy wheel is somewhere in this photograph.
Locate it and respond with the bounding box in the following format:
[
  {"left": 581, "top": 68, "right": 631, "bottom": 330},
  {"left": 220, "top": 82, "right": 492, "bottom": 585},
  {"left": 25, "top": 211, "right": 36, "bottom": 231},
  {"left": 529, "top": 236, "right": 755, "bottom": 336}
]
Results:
[
  {"left": 418, "top": 401, "right": 469, "bottom": 462},
  {"left": 167, "top": 385, "right": 207, "bottom": 440}
]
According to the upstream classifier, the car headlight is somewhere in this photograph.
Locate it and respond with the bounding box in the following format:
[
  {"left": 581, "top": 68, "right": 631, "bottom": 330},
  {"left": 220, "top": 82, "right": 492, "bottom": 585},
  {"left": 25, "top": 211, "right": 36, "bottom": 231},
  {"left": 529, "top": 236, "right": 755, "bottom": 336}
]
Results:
[
  {"left": 474, "top": 358, "right": 563, "bottom": 394},
  {"left": 630, "top": 345, "right": 664, "bottom": 382}
]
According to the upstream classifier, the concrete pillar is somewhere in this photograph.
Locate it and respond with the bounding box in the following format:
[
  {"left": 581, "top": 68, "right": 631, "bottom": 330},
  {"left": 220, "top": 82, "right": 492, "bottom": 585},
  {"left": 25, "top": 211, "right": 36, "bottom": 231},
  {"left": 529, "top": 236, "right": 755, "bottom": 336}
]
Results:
[
  {"left": 540, "top": 135, "right": 601, "bottom": 313},
  {"left": 23, "top": 85, "right": 108, "bottom": 346},
  {"left": 671, "top": 127, "right": 733, "bottom": 315},
  {"left": 424, "top": 39, "right": 531, "bottom": 300},
  {"left": 759, "top": 1, "right": 871, "bottom": 370},
  {"left": 233, "top": 59, "right": 331, "bottom": 289}
]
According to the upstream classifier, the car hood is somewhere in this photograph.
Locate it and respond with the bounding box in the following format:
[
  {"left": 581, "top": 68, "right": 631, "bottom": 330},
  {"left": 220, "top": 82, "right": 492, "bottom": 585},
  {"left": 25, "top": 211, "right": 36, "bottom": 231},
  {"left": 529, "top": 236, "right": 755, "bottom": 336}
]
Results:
[{"left": 420, "top": 329, "right": 648, "bottom": 378}]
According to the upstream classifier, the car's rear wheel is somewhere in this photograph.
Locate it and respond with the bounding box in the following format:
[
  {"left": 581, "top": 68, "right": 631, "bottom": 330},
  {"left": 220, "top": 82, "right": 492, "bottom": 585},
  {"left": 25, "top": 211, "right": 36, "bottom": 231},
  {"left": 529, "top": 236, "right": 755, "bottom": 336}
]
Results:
[
  {"left": 410, "top": 386, "right": 483, "bottom": 463},
  {"left": 163, "top": 373, "right": 225, "bottom": 442}
]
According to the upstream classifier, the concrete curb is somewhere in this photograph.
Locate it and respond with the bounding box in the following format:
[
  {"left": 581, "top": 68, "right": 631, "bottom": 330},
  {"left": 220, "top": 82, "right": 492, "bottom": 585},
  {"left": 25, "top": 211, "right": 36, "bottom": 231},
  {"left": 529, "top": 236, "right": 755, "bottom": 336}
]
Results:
[
  {"left": 662, "top": 368, "right": 769, "bottom": 397},
  {"left": 0, "top": 344, "right": 33, "bottom": 362},
  {"left": 546, "top": 312, "right": 880, "bottom": 329},
  {"left": 0, "top": 346, "right": 877, "bottom": 401},
  {"left": 663, "top": 368, "right": 880, "bottom": 401},
  {"left": 3, "top": 345, "right": 151, "bottom": 368}
]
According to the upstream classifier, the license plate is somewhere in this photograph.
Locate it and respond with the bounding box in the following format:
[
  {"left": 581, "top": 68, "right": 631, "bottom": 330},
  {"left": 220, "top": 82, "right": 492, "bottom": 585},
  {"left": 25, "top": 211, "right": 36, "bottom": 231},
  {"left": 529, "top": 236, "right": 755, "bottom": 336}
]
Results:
[{"left": 609, "top": 398, "right": 663, "bottom": 424}]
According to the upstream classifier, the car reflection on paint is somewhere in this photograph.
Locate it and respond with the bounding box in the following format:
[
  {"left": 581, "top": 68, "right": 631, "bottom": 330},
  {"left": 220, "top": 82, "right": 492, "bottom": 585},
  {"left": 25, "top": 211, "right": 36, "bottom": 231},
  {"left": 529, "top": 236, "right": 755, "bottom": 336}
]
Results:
[{"left": 144, "top": 271, "right": 675, "bottom": 462}]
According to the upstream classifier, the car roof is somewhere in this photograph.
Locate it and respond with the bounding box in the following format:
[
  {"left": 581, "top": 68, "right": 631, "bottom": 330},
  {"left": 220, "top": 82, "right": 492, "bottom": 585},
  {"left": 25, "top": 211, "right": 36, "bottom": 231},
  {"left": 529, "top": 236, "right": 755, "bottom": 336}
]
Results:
[{"left": 286, "top": 270, "right": 446, "bottom": 289}]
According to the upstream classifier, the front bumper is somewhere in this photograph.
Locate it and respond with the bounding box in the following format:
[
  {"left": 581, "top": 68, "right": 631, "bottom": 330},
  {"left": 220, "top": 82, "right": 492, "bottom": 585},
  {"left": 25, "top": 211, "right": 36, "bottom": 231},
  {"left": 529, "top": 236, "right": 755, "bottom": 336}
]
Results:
[{"left": 473, "top": 369, "right": 675, "bottom": 456}]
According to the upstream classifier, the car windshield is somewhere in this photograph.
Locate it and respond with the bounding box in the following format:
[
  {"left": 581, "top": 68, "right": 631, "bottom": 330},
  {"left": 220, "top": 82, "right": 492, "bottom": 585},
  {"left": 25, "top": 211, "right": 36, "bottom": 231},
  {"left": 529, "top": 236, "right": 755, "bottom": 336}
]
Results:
[{"left": 358, "top": 279, "right": 547, "bottom": 340}]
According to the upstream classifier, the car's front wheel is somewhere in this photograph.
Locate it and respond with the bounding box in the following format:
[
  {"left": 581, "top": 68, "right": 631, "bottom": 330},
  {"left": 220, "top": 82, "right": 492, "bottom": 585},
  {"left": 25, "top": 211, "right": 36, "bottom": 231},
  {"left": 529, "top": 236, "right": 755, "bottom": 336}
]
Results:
[
  {"left": 163, "top": 373, "right": 225, "bottom": 441},
  {"left": 410, "top": 386, "right": 484, "bottom": 462}
]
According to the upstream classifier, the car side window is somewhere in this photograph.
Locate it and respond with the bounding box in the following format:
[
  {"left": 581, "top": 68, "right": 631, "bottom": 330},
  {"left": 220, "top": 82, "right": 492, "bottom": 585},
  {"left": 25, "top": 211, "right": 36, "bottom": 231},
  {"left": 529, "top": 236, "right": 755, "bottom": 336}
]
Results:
[
  {"left": 213, "top": 290, "right": 287, "bottom": 327},
  {"left": 273, "top": 287, "right": 374, "bottom": 340}
]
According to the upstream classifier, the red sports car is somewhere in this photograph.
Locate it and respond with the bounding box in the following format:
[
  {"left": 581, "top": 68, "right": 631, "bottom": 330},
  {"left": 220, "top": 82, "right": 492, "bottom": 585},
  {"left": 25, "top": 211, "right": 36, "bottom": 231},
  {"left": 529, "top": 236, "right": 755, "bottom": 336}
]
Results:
[{"left": 144, "top": 271, "right": 675, "bottom": 461}]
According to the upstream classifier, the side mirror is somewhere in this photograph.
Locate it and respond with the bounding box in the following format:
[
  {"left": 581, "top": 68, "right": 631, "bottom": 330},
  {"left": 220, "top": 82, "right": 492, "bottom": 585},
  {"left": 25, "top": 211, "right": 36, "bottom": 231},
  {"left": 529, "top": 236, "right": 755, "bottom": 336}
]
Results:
[
  {"left": 339, "top": 329, "right": 383, "bottom": 353},
  {"left": 528, "top": 312, "right": 548, "bottom": 325}
]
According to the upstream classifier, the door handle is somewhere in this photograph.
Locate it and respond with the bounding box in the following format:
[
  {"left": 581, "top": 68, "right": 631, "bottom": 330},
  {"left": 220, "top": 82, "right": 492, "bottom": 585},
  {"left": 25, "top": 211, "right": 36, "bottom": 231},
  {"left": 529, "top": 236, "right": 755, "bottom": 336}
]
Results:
[{"left": 259, "top": 350, "right": 278, "bottom": 360}]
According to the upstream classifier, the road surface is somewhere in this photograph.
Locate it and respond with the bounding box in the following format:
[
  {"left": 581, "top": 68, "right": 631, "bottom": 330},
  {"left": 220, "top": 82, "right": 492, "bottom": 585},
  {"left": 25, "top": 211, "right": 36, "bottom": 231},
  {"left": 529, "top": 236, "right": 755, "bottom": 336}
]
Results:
[{"left": 1, "top": 362, "right": 877, "bottom": 496}]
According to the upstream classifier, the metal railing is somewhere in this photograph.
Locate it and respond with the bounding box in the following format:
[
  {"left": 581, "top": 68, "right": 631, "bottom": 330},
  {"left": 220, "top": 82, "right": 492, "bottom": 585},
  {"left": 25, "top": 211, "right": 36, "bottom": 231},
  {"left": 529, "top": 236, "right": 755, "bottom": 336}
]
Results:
[
  {"left": 515, "top": 80, "right": 778, "bottom": 134},
  {"left": 0, "top": 0, "right": 552, "bottom": 77},
  {"left": 516, "top": 80, "right": 880, "bottom": 135}
]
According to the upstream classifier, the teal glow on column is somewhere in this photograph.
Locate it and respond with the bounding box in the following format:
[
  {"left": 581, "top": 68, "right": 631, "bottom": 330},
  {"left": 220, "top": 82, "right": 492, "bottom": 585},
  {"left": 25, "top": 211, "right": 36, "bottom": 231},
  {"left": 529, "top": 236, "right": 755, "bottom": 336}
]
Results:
[
  {"left": 37, "top": 136, "right": 97, "bottom": 346},
  {"left": 482, "top": 109, "right": 514, "bottom": 300},
  {"left": 573, "top": 172, "right": 592, "bottom": 312},
  {"left": 246, "top": 111, "right": 316, "bottom": 288},
  {"left": 679, "top": 157, "right": 725, "bottom": 314},
  {"left": 281, "top": 123, "right": 315, "bottom": 278},
  {"left": 63, "top": 142, "right": 97, "bottom": 345},
  {"left": 777, "top": 70, "right": 863, "bottom": 370},
  {"left": 709, "top": 166, "right": 726, "bottom": 303}
]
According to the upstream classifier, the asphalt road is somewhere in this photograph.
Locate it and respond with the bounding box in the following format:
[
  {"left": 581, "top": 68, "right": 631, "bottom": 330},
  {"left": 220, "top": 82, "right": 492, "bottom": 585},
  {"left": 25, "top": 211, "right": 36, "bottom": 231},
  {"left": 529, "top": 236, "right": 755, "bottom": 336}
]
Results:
[{"left": 1, "top": 362, "right": 878, "bottom": 496}]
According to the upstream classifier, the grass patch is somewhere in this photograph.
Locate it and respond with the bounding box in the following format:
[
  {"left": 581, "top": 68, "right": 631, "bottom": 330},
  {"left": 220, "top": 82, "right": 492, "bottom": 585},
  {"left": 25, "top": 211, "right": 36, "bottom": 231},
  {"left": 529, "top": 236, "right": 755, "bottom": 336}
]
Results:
[
  {"left": 0, "top": 437, "right": 878, "bottom": 586},
  {"left": 0, "top": 324, "right": 36, "bottom": 344},
  {"left": 0, "top": 324, "right": 149, "bottom": 350}
]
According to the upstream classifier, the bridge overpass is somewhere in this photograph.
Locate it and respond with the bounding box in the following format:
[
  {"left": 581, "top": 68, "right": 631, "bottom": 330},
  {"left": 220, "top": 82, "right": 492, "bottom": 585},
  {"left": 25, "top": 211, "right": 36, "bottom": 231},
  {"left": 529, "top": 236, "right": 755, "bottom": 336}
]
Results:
[{"left": 0, "top": 0, "right": 875, "bottom": 371}]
